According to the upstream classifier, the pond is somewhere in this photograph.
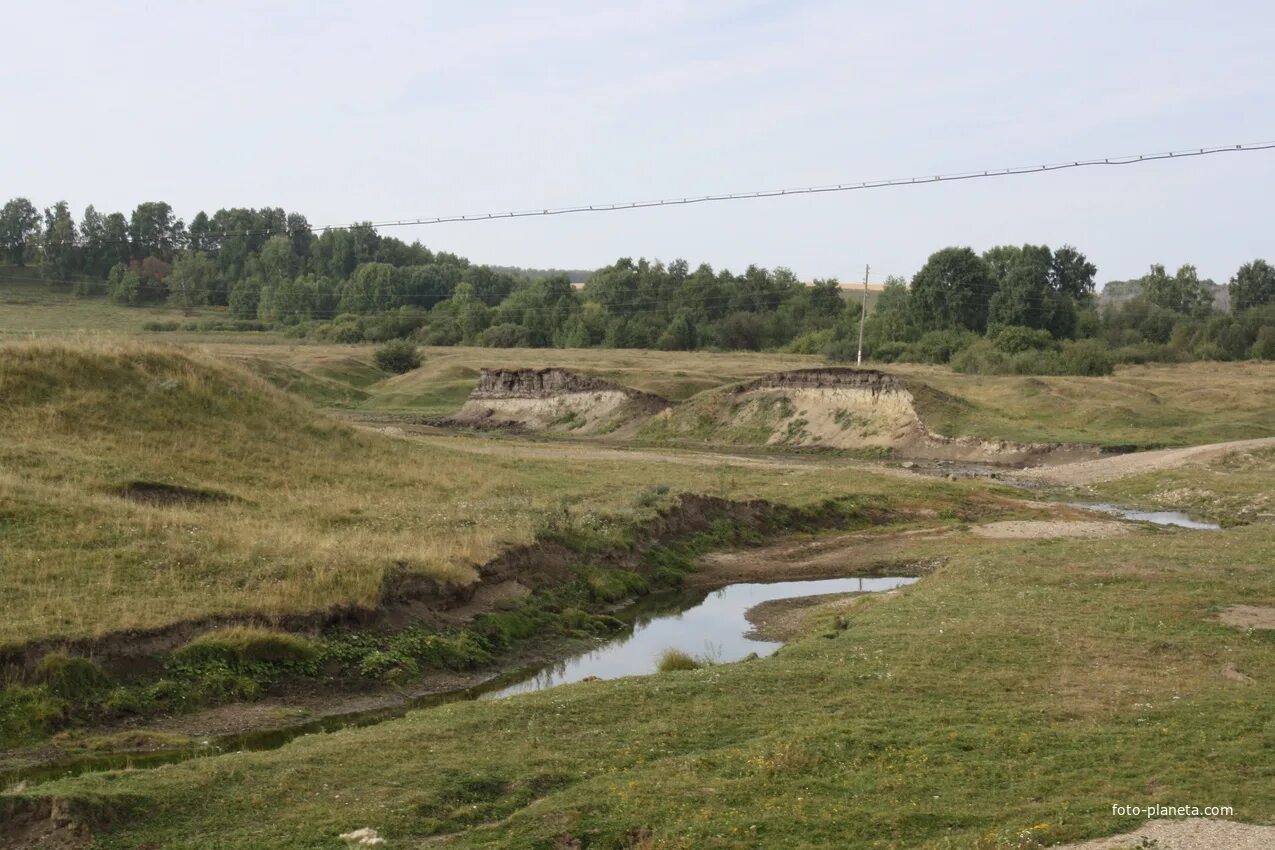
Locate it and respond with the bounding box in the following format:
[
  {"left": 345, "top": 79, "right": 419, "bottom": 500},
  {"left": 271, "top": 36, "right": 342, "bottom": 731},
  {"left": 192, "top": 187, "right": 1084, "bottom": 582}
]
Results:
[{"left": 485, "top": 575, "right": 917, "bottom": 699}]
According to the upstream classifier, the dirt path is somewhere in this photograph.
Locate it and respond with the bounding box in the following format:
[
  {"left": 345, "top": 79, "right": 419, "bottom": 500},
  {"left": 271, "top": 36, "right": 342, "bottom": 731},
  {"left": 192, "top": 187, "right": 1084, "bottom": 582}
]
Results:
[
  {"left": 1051, "top": 818, "right": 1275, "bottom": 849},
  {"left": 365, "top": 422, "right": 917, "bottom": 475},
  {"left": 1019, "top": 436, "right": 1275, "bottom": 486}
]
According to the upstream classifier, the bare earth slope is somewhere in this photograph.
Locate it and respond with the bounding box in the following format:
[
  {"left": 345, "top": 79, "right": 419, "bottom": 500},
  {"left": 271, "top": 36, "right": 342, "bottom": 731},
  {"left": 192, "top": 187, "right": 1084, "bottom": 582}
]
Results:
[
  {"left": 445, "top": 367, "right": 670, "bottom": 437},
  {"left": 640, "top": 368, "right": 1103, "bottom": 464}
]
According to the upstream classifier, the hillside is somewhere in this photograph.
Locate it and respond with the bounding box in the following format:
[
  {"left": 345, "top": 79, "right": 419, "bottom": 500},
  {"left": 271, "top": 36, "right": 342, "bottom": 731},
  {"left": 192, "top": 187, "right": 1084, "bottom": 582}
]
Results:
[{"left": 0, "top": 340, "right": 971, "bottom": 648}]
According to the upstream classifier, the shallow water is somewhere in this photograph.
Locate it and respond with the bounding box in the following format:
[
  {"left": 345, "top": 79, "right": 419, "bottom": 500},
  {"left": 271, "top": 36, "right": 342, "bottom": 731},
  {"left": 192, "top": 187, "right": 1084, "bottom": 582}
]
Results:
[
  {"left": 7, "top": 574, "right": 913, "bottom": 786},
  {"left": 485, "top": 575, "right": 917, "bottom": 699},
  {"left": 1069, "top": 502, "right": 1221, "bottom": 530}
]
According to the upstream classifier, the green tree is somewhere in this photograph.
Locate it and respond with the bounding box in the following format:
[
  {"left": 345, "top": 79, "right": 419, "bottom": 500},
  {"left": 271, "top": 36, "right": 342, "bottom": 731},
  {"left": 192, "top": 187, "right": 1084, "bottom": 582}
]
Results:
[
  {"left": 41, "top": 201, "right": 79, "bottom": 281},
  {"left": 909, "top": 247, "right": 995, "bottom": 332},
  {"left": 1230, "top": 259, "right": 1275, "bottom": 311},
  {"left": 986, "top": 245, "right": 1052, "bottom": 331},
  {"left": 129, "top": 201, "right": 184, "bottom": 260},
  {"left": 168, "top": 252, "right": 217, "bottom": 314},
  {"left": 0, "top": 197, "right": 40, "bottom": 265},
  {"left": 1142, "top": 263, "right": 1212, "bottom": 314},
  {"left": 1050, "top": 245, "right": 1097, "bottom": 301}
]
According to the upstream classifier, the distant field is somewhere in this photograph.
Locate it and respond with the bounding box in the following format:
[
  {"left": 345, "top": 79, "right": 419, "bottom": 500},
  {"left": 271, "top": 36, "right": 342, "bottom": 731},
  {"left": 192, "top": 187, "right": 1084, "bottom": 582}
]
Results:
[
  {"left": 5, "top": 279, "right": 1274, "bottom": 448},
  {"left": 216, "top": 343, "right": 1275, "bottom": 449}
]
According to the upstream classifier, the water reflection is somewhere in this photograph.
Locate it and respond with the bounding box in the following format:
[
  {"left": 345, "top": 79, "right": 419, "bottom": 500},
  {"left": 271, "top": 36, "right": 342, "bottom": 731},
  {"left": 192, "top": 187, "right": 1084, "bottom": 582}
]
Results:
[{"left": 484, "top": 576, "right": 916, "bottom": 699}]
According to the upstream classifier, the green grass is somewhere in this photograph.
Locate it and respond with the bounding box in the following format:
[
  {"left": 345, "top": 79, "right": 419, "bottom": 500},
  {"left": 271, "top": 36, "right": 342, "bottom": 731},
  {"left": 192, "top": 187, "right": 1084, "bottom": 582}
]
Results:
[
  {"left": 896, "top": 361, "right": 1275, "bottom": 448},
  {"left": 1086, "top": 446, "right": 1275, "bottom": 526},
  {"left": 13, "top": 523, "right": 1274, "bottom": 848}
]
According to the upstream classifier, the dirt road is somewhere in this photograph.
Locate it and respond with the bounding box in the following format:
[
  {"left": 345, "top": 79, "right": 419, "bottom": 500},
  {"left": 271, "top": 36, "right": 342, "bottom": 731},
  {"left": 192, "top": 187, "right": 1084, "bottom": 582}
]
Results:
[{"left": 1018, "top": 436, "right": 1275, "bottom": 486}]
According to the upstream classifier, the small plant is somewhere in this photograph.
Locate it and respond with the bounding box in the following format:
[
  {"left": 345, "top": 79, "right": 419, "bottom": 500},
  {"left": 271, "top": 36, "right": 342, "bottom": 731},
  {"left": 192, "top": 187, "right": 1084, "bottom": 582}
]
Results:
[
  {"left": 35, "top": 652, "right": 109, "bottom": 700},
  {"left": 656, "top": 648, "right": 702, "bottom": 672},
  {"left": 173, "top": 627, "right": 318, "bottom": 668},
  {"left": 373, "top": 339, "right": 422, "bottom": 373}
]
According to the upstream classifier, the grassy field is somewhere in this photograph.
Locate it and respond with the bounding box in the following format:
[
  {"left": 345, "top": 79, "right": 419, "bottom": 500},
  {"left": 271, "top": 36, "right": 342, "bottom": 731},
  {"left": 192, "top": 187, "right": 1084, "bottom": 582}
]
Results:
[
  {"left": 3, "top": 322, "right": 1274, "bottom": 847},
  {"left": 11, "top": 521, "right": 1274, "bottom": 848},
  {"left": 0, "top": 339, "right": 982, "bottom": 648},
  {"left": 209, "top": 343, "right": 1275, "bottom": 449}
]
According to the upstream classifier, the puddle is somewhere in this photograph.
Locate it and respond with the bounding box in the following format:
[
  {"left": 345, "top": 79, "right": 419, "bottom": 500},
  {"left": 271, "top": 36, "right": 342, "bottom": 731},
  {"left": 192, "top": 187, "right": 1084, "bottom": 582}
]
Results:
[
  {"left": 6, "top": 575, "right": 912, "bottom": 787},
  {"left": 1069, "top": 503, "right": 1221, "bottom": 530},
  {"left": 485, "top": 576, "right": 916, "bottom": 699}
]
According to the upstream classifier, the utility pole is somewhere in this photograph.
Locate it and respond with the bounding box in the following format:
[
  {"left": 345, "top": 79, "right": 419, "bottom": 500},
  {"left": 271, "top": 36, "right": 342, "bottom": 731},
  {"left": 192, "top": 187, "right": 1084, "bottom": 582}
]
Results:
[{"left": 856, "top": 263, "right": 870, "bottom": 366}]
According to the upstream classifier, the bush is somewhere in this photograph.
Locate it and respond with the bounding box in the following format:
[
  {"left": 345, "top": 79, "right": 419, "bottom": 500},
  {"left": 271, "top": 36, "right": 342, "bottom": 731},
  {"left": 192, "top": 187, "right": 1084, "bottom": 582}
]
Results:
[
  {"left": 656, "top": 648, "right": 703, "bottom": 672},
  {"left": 35, "top": 652, "right": 110, "bottom": 700},
  {"left": 1253, "top": 326, "right": 1275, "bottom": 360},
  {"left": 904, "top": 329, "right": 980, "bottom": 364},
  {"left": 1057, "top": 339, "right": 1115, "bottom": 376},
  {"left": 479, "top": 322, "right": 532, "bottom": 348},
  {"left": 990, "top": 325, "right": 1055, "bottom": 353},
  {"left": 373, "top": 339, "right": 422, "bottom": 373},
  {"left": 950, "top": 340, "right": 1009, "bottom": 375},
  {"left": 173, "top": 627, "right": 318, "bottom": 668}
]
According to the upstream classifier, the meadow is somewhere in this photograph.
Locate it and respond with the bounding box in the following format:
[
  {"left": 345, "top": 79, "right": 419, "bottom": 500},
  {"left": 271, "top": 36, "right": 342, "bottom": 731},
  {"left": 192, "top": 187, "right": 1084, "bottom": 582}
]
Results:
[
  {"left": 12, "top": 516, "right": 1274, "bottom": 848},
  {"left": 3, "top": 291, "right": 1274, "bottom": 848}
]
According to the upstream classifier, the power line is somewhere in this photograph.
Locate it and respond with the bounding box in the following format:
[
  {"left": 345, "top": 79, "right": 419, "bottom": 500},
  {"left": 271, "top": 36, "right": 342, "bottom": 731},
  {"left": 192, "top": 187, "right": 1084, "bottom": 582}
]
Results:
[{"left": 19, "top": 140, "right": 1275, "bottom": 248}]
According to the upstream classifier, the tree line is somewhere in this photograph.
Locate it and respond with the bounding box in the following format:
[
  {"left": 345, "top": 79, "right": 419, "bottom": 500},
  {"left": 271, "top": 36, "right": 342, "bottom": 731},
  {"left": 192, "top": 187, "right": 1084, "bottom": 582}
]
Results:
[{"left": 3, "top": 196, "right": 1274, "bottom": 373}]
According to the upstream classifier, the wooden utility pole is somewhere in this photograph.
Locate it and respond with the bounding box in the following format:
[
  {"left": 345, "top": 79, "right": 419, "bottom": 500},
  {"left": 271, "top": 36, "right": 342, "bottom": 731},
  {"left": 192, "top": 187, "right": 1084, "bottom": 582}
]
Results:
[{"left": 856, "top": 264, "right": 870, "bottom": 366}]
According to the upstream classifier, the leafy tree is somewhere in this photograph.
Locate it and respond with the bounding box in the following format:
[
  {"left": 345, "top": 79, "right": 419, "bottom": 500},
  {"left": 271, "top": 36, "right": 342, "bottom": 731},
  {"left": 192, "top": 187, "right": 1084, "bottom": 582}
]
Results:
[
  {"left": 1230, "top": 259, "right": 1275, "bottom": 311},
  {"left": 129, "top": 201, "right": 184, "bottom": 260},
  {"left": 986, "top": 245, "right": 1052, "bottom": 331},
  {"left": 0, "top": 197, "right": 40, "bottom": 265},
  {"left": 1141, "top": 263, "right": 1212, "bottom": 315},
  {"left": 41, "top": 201, "right": 78, "bottom": 281},
  {"left": 168, "top": 252, "right": 217, "bottom": 314},
  {"left": 1050, "top": 245, "right": 1097, "bottom": 301},
  {"left": 909, "top": 247, "right": 995, "bottom": 333}
]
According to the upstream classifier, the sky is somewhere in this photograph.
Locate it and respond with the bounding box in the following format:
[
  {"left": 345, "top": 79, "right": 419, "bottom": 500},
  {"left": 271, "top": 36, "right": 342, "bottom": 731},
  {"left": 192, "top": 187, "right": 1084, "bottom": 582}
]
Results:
[{"left": 5, "top": 0, "right": 1274, "bottom": 284}]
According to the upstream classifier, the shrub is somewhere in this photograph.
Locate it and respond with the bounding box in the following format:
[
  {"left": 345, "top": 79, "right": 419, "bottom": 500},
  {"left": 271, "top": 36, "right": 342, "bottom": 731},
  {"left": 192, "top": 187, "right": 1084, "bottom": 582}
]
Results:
[
  {"left": 950, "top": 340, "right": 1009, "bottom": 375},
  {"left": 904, "top": 329, "right": 980, "bottom": 364},
  {"left": 656, "top": 648, "right": 702, "bottom": 672},
  {"left": 373, "top": 339, "right": 422, "bottom": 373},
  {"left": 1057, "top": 339, "right": 1115, "bottom": 376},
  {"left": 35, "top": 652, "right": 110, "bottom": 700},
  {"left": 173, "top": 627, "right": 318, "bottom": 668},
  {"left": 1253, "top": 326, "right": 1275, "bottom": 360},
  {"left": 991, "top": 325, "right": 1055, "bottom": 353},
  {"left": 479, "top": 323, "right": 532, "bottom": 348}
]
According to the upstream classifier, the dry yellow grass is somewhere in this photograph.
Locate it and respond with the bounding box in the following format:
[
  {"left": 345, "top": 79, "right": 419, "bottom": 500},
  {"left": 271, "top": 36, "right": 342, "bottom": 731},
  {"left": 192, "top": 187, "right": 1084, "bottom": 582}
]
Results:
[{"left": 0, "top": 338, "right": 976, "bottom": 647}]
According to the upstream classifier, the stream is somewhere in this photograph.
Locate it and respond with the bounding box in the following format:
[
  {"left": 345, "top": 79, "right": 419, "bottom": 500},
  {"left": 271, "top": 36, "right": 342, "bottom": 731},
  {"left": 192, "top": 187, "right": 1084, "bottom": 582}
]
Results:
[
  {"left": 6, "top": 503, "right": 1215, "bottom": 787},
  {"left": 6, "top": 575, "right": 914, "bottom": 787}
]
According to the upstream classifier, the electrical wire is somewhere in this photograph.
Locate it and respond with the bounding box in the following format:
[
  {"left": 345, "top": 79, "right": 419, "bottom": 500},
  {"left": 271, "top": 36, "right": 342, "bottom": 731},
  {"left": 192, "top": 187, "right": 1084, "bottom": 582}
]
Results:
[{"left": 16, "top": 140, "right": 1275, "bottom": 249}]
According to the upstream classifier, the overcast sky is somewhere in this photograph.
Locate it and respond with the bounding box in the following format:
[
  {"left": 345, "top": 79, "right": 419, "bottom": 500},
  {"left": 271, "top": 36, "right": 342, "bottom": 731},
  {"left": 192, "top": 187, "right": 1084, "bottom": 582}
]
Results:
[{"left": 6, "top": 1, "right": 1273, "bottom": 283}]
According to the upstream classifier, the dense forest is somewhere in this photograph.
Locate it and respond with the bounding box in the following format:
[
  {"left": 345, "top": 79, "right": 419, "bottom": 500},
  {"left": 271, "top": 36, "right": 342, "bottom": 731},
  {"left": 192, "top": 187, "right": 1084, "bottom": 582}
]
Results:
[{"left": 3, "top": 196, "right": 1274, "bottom": 375}]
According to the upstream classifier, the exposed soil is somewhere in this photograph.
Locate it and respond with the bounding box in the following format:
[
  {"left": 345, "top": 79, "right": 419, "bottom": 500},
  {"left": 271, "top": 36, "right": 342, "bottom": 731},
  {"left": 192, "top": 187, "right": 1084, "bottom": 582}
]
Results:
[
  {"left": 1018, "top": 436, "right": 1275, "bottom": 486},
  {"left": 444, "top": 368, "right": 670, "bottom": 437},
  {"left": 694, "top": 528, "right": 948, "bottom": 586},
  {"left": 115, "top": 480, "right": 232, "bottom": 505},
  {"left": 1051, "top": 818, "right": 1275, "bottom": 849},
  {"left": 1214, "top": 604, "right": 1275, "bottom": 631},
  {"left": 0, "top": 798, "right": 91, "bottom": 850},
  {"left": 656, "top": 367, "right": 1105, "bottom": 465},
  {"left": 743, "top": 592, "right": 870, "bottom": 641},
  {"left": 970, "top": 520, "right": 1133, "bottom": 539}
]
